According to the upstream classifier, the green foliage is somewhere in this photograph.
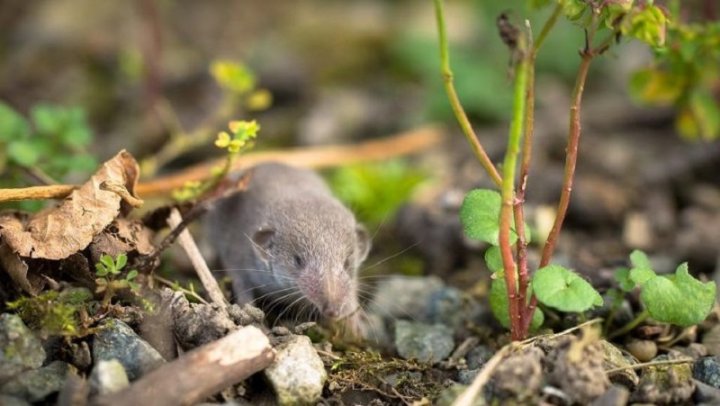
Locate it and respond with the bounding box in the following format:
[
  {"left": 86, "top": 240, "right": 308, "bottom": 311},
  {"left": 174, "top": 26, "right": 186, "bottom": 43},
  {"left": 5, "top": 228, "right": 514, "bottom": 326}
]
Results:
[
  {"left": 330, "top": 160, "right": 426, "bottom": 227},
  {"left": 95, "top": 253, "right": 140, "bottom": 301},
  {"left": 489, "top": 277, "right": 544, "bottom": 330},
  {"left": 614, "top": 267, "right": 635, "bottom": 292},
  {"left": 211, "top": 60, "right": 256, "bottom": 94},
  {"left": 7, "top": 288, "right": 92, "bottom": 337},
  {"left": 460, "top": 189, "right": 517, "bottom": 246},
  {"left": 484, "top": 246, "right": 504, "bottom": 273},
  {"left": 0, "top": 102, "right": 96, "bottom": 181},
  {"left": 629, "top": 8, "right": 720, "bottom": 140},
  {"left": 532, "top": 265, "right": 603, "bottom": 313},
  {"left": 618, "top": 250, "right": 716, "bottom": 327}
]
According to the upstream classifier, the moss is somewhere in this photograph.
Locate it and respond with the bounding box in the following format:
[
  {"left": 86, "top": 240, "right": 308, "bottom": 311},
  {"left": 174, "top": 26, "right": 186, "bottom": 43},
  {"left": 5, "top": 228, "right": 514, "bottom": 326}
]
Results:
[{"left": 7, "top": 288, "right": 93, "bottom": 337}]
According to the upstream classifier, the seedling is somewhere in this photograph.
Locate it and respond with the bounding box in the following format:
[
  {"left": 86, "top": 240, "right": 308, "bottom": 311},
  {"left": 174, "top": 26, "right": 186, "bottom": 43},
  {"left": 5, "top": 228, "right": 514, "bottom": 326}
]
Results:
[
  {"left": 609, "top": 250, "right": 716, "bottom": 338},
  {"left": 432, "top": 0, "right": 706, "bottom": 340},
  {"left": 95, "top": 253, "right": 140, "bottom": 307}
]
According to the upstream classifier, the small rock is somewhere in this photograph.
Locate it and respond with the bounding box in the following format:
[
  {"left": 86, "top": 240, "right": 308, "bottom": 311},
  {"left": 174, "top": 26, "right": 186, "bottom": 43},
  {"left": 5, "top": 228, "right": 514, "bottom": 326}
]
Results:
[
  {"left": 90, "top": 359, "right": 130, "bottom": 395},
  {"left": 623, "top": 211, "right": 653, "bottom": 249},
  {"left": 457, "top": 369, "right": 479, "bottom": 385},
  {"left": 694, "top": 356, "right": 720, "bottom": 388},
  {"left": 546, "top": 336, "right": 610, "bottom": 404},
  {"left": 172, "top": 294, "right": 237, "bottom": 349},
  {"left": 0, "top": 361, "right": 72, "bottom": 402},
  {"left": 394, "top": 320, "right": 454, "bottom": 364},
  {"left": 465, "top": 345, "right": 493, "bottom": 369},
  {"left": 370, "top": 276, "right": 444, "bottom": 320},
  {"left": 487, "top": 347, "right": 543, "bottom": 403},
  {"left": 694, "top": 379, "right": 720, "bottom": 405},
  {"left": 673, "top": 343, "right": 708, "bottom": 360},
  {"left": 599, "top": 340, "right": 639, "bottom": 388},
  {"left": 589, "top": 385, "right": 630, "bottom": 406},
  {"left": 0, "top": 314, "right": 46, "bottom": 384},
  {"left": 264, "top": 335, "right": 326, "bottom": 405},
  {"left": 68, "top": 340, "right": 92, "bottom": 370},
  {"left": 92, "top": 319, "right": 165, "bottom": 380},
  {"left": 436, "top": 383, "right": 483, "bottom": 406},
  {"left": 228, "top": 303, "right": 265, "bottom": 326},
  {"left": 625, "top": 339, "right": 657, "bottom": 362},
  {"left": 631, "top": 354, "right": 695, "bottom": 404}
]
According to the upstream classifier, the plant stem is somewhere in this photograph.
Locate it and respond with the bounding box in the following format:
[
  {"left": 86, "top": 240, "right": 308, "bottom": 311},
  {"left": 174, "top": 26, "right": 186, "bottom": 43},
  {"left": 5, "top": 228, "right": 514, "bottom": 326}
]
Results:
[
  {"left": 433, "top": 0, "right": 502, "bottom": 187},
  {"left": 608, "top": 309, "right": 650, "bottom": 340},
  {"left": 538, "top": 51, "right": 593, "bottom": 268},
  {"left": 499, "top": 33, "right": 530, "bottom": 341}
]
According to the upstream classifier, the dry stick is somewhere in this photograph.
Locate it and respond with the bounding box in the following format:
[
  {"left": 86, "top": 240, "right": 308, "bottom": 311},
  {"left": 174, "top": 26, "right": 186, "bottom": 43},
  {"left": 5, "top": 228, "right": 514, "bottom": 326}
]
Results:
[
  {"left": 451, "top": 344, "right": 515, "bottom": 406},
  {"left": 92, "top": 325, "right": 275, "bottom": 406},
  {"left": 605, "top": 357, "right": 694, "bottom": 375},
  {"left": 167, "top": 208, "right": 227, "bottom": 308},
  {"left": 0, "top": 126, "right": 443, "bottom": 202},
  {"left": 433, "top": 0, "right": 502, "bottom": 187}
]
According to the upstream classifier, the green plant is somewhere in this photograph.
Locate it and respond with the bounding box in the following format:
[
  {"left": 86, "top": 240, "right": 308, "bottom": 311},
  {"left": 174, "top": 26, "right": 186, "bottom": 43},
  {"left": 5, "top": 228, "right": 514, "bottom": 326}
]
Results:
[
  {"left": 7, "top": 288, "right": 93, "bottom": 337},
  {"left": 0, "top": 102, "right": 97, "bottom": 210},
  {"left": 608, "top": 250, "right": 716, "bottom": 338},
  {"left": 434, "top": 0, "right": 675, "bottom": 340},
  {"left": 329, "top": 160, "right": 426, "bottom": 227},
  {"left": 95, "top": 253, "right": 140, "bottom": 307}
]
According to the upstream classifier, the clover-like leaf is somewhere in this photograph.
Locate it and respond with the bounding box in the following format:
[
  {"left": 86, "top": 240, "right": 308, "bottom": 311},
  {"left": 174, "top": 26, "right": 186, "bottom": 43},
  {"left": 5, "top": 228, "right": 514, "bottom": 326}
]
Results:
[
  {"left": 640, "top": 263, "right": 716, "bottom": 327},
  {"left": 630, "top": 250, "right": 651, "bottom": 269},
  {"left": 533, "top": 265, "right": 603, "bottom": 313},
  {"left": 623, "top": 4, "right": 667, "bottom": 48},
  {"left": 615, "top": 267, "right": 635, "bottom": 292},
  {"left": 115, "top": 253, "right": 127, "bottom": 271},
  {"left": 628, "top": 250, "right": 656, "bottom": 287},
  {"left": 460, "top": 189, "right": 517, "bottom": 246},
  {"left": 7, "top": 140, "right": 41, "bottom": 166},
  {"left": 484, "top": 246, "right": 504, "bottom": 273},
  {"left": 126, "top": 269, "right": 138, "bottom": 281},
  {"left": 489, "top": 277, "right": 544, "bottom": 330},
  {"left": 0, "top": 103, "right": 30, "bottom": 142}
]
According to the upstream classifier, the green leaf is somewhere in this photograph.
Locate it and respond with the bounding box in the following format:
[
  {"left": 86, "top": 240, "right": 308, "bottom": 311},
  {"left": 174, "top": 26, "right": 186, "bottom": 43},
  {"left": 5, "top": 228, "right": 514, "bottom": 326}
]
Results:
[
  {"left": 615, "top": 267, "right": 635, "bottom": 292},
  {"left": 115, "top": 254, "right": 127, "bottom": 271},
  {"left": 640, "top": 263, "right": 716, "bottom": 327},
  {"left": 31, "top": 104, "right": 62, "bottom": 136},
  {"left": 558, "top": 0, "right": 589, "bottom": 21},
  {"left": 100, "top": 255, "right": 115, "bottom": 269},
  {"left": 7, "top": 140, "right": 41, "bottom": 166},
  {"left": 630, "top": 250, "right": 652, "bottom": 269},
  {"left": 689, "top": 89, "right": 720, "bottom": 140},
  {"left": 95, "top": 263, "right": 109, "bottom": 277},
  {"left": 484, "top": 246, "right": 504, "bottom": 273},
  {"left": 0, "top": 103, "right": 30, "bottom": 142},
  {"left": 623, "top": 5, "right": 667, "bottom": 48},
  {"left": 460, "top": 189, "right": 516, "bottom": 246},
  {"left": 210, "top": 60, "right": 256, "bottom": 94},
  {"left": 533, "top": 265, "right": 603, "bottom": 312},
  {"left": 489, "top": 277, "right": 544, "bottom": 330},
  {"left": 629, "top": 68, "right": 685, "bottom": 106},
  {"left": 126, "top": 269, "right": 138, "bottom": 281}
]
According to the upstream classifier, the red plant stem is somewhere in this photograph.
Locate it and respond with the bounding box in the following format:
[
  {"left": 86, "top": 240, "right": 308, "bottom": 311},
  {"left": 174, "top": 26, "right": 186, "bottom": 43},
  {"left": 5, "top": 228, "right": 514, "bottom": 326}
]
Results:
[{"left": 539, "top": 53, "right": 592, "bottom": 269}]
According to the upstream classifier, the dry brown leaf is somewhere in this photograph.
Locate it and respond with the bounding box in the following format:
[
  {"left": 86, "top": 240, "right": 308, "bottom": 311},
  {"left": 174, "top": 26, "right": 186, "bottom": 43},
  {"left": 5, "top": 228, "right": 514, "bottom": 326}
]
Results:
[
  {"left": 0, "top": 241, "right": 38, "bottom": 295},
  {"left": 0, "top": 150, "right": 140, "bottom": 260},
  {"left": 89, "top": 218, "right": 155, "bottom": 263}
]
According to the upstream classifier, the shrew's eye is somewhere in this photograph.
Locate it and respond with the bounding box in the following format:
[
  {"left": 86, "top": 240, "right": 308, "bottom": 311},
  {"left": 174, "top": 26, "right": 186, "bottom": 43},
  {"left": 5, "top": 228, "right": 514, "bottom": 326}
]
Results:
[{"left": 294, "top": 255, "right": 305, "bottom": 268}]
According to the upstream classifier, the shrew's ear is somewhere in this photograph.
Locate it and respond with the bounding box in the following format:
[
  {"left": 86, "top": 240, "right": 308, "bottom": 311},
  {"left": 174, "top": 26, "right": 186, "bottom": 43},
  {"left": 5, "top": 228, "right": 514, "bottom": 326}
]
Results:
[
  {"left": 355, "top": 224, "right": 371, "bottom": 264},
  {"left": 251, "top": 228, "right": 275, "bottom": 261}
]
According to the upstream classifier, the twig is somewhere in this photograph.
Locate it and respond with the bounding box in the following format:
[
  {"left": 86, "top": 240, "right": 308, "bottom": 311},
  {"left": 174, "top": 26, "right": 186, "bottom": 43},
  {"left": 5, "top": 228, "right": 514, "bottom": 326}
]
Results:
[
  {"left": 605, "top": 357, "right": 693, "bottom": 375},
  {"left": 433, "top": 0, "right": 502, "bottom": 187},
  {"left": 92, "top": 325, "right": 275, "bottom": 406},
  {"left": 153, "top": 274, "right": 210, "bottom": 305},
  {"left": 451, "top": 344, "right": 515, "bottom": 406},
  {"left": 167, "top": 208, "right": 227, "bottom": 308},
  {"left": 0, "top": 126, "right": 444, "bottom": 202}
]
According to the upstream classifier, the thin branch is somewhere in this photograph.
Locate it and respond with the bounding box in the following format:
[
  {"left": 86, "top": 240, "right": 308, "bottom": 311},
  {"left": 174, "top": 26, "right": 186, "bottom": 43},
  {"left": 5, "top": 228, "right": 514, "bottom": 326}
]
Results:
[
  {"left": 433, "top": 0, "right": 503, "bottom": 187},
  {"left": 605, "top": 357, "right": 693, "bottom": 375}
]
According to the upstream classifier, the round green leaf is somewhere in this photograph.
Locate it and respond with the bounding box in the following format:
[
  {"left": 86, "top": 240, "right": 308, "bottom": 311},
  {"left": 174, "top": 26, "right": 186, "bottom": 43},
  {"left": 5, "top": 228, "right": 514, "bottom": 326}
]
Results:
[
  {"left": 533, "top": 265, "right": 603, "bottom": 313},
  {"left": 640, "top": 263, "right": 716, "bottom": 327},
  {"left": 489, "top": 277, "right": 544, "bottom": 331},
  {"left": 0, "top": 103, "right": 30, "bottom": 141},
  {"left": 614, "top": 267, "right": 635, "bottom": 292},
  {"left": 460, "top": 189, "right": 516, "bottom": 246},
  {"left": 629, "top": 250, "right": 652, "bottom": 269},
  {"left": 484, "top": 246, "right": 504, "bottom": 273}
]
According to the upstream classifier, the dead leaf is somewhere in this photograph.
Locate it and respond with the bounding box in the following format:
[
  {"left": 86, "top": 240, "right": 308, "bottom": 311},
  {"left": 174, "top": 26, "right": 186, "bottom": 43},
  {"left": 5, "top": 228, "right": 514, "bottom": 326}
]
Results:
[
  {"left": 89, "top": 218, "right": 155, "bottom": 264},
  {"left": 0, "top": 241, "right": 38, "bottom": 295},
  {"left": 0, "top": 150, "right": 140, "bottom": 260}
]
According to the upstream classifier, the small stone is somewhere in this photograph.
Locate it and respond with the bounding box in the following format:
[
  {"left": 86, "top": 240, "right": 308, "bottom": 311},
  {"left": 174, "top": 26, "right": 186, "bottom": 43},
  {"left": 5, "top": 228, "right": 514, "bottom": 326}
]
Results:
[
  {"left": 0, "top": 314, "right": 46, "bottom": 384},
  {"left": 369, "top": 276, "right": 445, "bottom": 321},
  {"left": 271, "top": 326, "right": 291, "bottom": 336},
  {"left": 693, "top": 356, "right": 720, "bottom": 388},
  {"left": 394, "top": 320, "right": 454, "bottom": 364},
  {"left": 694, "top": 379, "right": 720, "bottom": 404},
  {"left": 0, "top": 361, "right": 72, "bottom": 402},
  {"left": 672, "top": 343, "right": 708, "bottom": 360},
  {"left": 631, "top": 354, "right": 695, "bottom": 404},
  {"left": 487, "top": 347, "right": 543, "bottom": 403},
  {"left": 623, "top": 211, "right": 653, "bottom": 249},
  {"left": 589, "top": 385, "right": 630, "bottom": 406},
  {"left": 90, "top": 359, "right": 130, "bottom": 395},
  {"left": 92, "top": 319, "right": 165, "bottom": 380},
  {"left": 625, "top": 339, "right": 657, "bottom": 362},
  {"left": 465, "top": 345, "right": 493, "bottom": 370},
  {"left": 172, "top": 298, "right": 236, "bottom": 350},
  {"left": 228, "top": 303, "right": 265, "bottom": 326},
  {"left": 599, "top": 340, "right": 639, "bottom": 388},
  {"left": 457, "top": 369, "right": 479, "bottom": 385},
  {"left": 264, "top": 335, "right": 326, "bottom": 405},
  {"left": 68, "top": 340, "right": 92, "bottom": 370},
  {"left": 546, "top": 337, "right": 610, "bottom": 404}
]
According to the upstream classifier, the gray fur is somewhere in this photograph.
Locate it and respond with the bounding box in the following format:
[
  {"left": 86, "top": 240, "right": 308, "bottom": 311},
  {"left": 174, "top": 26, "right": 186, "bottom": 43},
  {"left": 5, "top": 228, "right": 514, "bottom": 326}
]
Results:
[{"left": 206, "top": 162, "right": 370, "bottom": 321}]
